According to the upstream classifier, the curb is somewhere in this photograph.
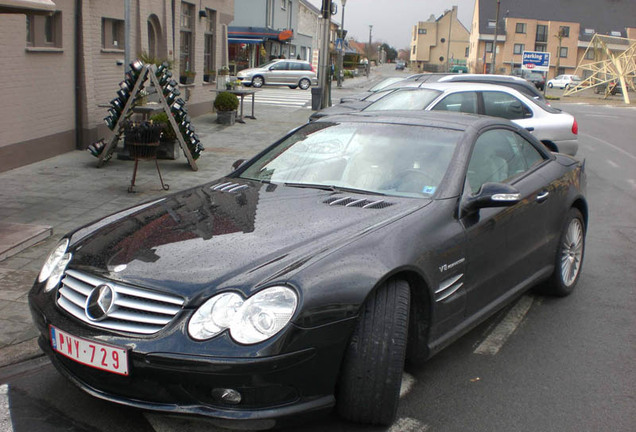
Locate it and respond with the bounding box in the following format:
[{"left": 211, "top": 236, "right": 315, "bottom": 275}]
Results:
[{"left": 0, "top": 338, "right": 43, "bottom": 369}]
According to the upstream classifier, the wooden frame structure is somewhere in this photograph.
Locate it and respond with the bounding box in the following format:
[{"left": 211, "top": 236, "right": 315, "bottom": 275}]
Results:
[
  {"left": 96, "top": 64, "right": 198, "bottom": 171},
  {"left": 565, "top": 34, "right": 636, "bottom": 104}
]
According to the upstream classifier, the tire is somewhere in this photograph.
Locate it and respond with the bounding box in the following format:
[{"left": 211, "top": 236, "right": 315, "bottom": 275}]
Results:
[
  {"left": 299, "top": 78, "right": 311, "bottom": 90},
  {"left": 252, "top": 76, "right": 264, "bottom": 88},
  {"left": 540, "top": 208, "right": 585, "bottom": 296},
  {"left": 548, "top": 82, "right": 553, "bottom": 88},
  {"left": 337, "top": 279, "right": 410, "bottom": 425},
  {"left": 288, "top": 85, "right": 298, "bottom": 89}
]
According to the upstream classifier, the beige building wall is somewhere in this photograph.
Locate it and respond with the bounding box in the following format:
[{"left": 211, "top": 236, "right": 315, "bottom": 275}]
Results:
[
  {"left": 0, "top": 0, "right": 233, "bottom": 173},
  {"left": 0, "top": 0, "right": 77, "bottom": 171},
  {"left": 410, "top": 6, "right": 469, "bottom": 71}
]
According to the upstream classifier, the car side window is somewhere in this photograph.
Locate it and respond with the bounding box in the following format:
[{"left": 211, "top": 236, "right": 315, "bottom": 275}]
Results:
[
  {"left": 431, "top": 92, "right": 478, "bottom": 114},
  {"left": 290, "top": 62, "right": 305, "bottom": 71},
  {"left": 467, "top": 129, "right": 547, "bottom": 193},
  {"left": 482, "top": 91, "right": 532, "bottom": 120},
  {"left": 271, "top": 62, "right": 289, "bottom": 71}
]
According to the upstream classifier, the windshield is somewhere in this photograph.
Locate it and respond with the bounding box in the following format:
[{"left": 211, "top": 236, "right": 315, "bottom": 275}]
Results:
[
  {"left": 363, "top": 89, "right": 442, "bottom": 112},
  {"left": 363, "top": 89, "right": 395, "bottom": 102},
  {"left": 238, "top": 121, "right": 461, "bottom": 198},
  {"left": 369, "top": 77, "right": 405, "bottom": 92}
]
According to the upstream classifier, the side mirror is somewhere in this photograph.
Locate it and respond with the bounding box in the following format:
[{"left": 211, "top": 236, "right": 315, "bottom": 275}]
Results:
[
  {"left": 232, "top": 159, "right": 247, "bottom": 171},
  {"left": 461, "top": 182, "right": 521, "bottom": 214}
]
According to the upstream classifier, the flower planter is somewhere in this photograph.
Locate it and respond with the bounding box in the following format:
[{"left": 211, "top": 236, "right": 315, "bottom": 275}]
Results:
[
  {"left": 180, "top": 75, "right": 195, "bottom": 85},
  {"left": 216, "top": 110, "right": 236, "bottom": 125},
  {"left": 156, "top": 139, "right": 181, "bottom": 160}
]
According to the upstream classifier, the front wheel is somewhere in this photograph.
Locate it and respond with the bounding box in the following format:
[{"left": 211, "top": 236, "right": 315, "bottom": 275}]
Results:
[
  {"left": 337, "top": 279, "right": 410, "bottom": 425},
  {"left": 539, "top": 208, "right": 585, "bottom": 296},
  {"left": 299, "top": 78, "right": 311, "bottom": 90},
  {"left": 252, "top": 76, "right": 264, "bottom": 88}
]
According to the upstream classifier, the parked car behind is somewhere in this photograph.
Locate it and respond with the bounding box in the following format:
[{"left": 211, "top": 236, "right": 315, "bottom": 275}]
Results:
[
  {"left": 547, "top": 74, "right": 582, "bottom": 89},
  {"left": 340, "top": 76, "right": 406, "bottom": 103},
  {"left": 343, "top": 73, "right": 547, "bottom": 103},
  {"left": 29, "top": 110, "right": 587, "bottom": 428},
  {"left": 512, "top": 69, "right": 546, "bottom": 90},
  {"left": 395, "top": 60, "right": 406, "bottom": 70},
  {"left": 361, "top": 82, "right": 578, "bottom": 156},
  {"left": 237, "top": 59, "right": 317, "bottom": 89}
]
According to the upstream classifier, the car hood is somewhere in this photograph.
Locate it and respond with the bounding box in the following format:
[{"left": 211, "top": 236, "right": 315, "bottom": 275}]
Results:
[{"left": 67, "top": 179, "right": 428, "bottom": 300}]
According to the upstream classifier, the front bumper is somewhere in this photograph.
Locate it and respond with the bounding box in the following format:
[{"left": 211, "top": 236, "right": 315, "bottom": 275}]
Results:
[{"left": 29, "top": 286, "right": 356, "bottom": 428}]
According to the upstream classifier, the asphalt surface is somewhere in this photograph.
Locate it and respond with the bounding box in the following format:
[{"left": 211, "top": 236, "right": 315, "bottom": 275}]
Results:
[{"left": 1, "top": 64, "right": 635, "bottom": 431}]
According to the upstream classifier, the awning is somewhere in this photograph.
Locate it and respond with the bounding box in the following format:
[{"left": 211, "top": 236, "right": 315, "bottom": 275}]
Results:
[
  {"left": 0, "top": 0, "right": 56, "bottom": 14},
  {"left": 228, "top": 38, "right": 264, "bottom": 45},
  {"left": 228, "top": 26, "right": 294, "bottom": 42}
]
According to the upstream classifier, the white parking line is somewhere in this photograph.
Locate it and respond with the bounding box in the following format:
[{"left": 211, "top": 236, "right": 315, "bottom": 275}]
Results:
[
  {"left": 389, "top": 417, "right": 430, "bottom": 432},
  {"left": 0, "top": 384, "right": 14, "bottom": 432},
  {"left": 606, "top": 160, "right": 619, "bottom": 168},
  {"left": 628, "top": 179, "right": 636, "bottom": 191},
  {"left": 474, "top": 295, "right": 534, "bottom": 356},
  {"left": 400, "top": 372, "right": 416, "bottom": 398}
]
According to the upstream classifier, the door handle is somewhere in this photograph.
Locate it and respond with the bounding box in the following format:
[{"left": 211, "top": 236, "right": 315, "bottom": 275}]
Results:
[{"left": 536, "top": 190, "right": 549, "bottom": 202}]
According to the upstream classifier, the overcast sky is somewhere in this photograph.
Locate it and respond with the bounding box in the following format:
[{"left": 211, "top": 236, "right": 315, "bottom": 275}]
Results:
[{"left": 305, "top": 0, "right": 475, "bottom": 50}]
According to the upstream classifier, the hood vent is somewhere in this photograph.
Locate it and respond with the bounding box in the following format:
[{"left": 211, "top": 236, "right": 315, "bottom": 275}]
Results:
[
  {"left": 210, "top": 182, "right": 249, "bottom": 193},
  {"left": 323, "top": 196, "right": 394, "bottom": 209}
]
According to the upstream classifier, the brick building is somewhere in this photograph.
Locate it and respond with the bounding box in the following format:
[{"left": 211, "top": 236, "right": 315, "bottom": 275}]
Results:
[
  {"left": 468, "top": 0, "right": 636, "bottom": 77},
  {"left": 0, "top": 0, "right": 233, "bottom": 173},
  {"left": 409, "top": 6, "right": 470, "bottom": 73}
]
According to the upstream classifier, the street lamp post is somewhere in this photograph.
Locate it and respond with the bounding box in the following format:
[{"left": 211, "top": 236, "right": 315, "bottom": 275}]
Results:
[
  {"left": 490, "top": 0, "right": 501, "bottom": 74},
  {"left": 336, "top": 0, "right": 347, "bottom": 88}
]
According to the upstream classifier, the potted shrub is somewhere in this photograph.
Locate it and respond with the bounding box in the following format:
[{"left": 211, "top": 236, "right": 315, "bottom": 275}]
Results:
[
  {"left": 214, "top": 91, "right": 239, "bottom": 125},
  {"left": 180, "top": 70, "right": 196, "bottom": 85},
  {"left": 204, "top": 69, "right": 216, "bottom": 83},
  {"left": 149, "top": 112, "right": 180, "bottom": 160},
  {"left": 217, "top": 65, "right": 230, "bottom": 89}
]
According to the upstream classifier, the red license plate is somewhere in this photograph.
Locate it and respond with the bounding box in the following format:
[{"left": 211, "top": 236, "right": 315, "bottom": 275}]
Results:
[{"left": 50, "top": 325, "right": 129, "bottom": 376}]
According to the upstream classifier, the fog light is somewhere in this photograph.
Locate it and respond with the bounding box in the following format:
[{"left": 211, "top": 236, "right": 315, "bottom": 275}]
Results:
[{"left": 211, "top": 388, "right": 242, "bottom": 405}]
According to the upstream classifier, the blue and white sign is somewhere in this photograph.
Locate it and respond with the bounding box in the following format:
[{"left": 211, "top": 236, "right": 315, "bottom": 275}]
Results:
[{"left": 522, "top": 51, "right": 550, "bottom": 72}]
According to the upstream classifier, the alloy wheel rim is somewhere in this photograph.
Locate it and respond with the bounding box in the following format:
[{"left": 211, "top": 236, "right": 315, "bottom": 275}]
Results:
[{"left": 561, "top": 218, "right": 584, "bottom": 286}]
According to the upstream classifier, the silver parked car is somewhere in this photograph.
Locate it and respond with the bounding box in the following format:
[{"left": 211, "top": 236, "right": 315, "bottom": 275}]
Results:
[
  {"left": 237, "top": 59, "right": 318, "bottom": 90},
  {"left": 361, "top": 82, "right": 579, "bottom": 156}
]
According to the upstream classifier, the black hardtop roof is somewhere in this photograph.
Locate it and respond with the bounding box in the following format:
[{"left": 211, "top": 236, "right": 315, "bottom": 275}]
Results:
[{"left": 313, "top": 110, "right": 508, "bottom": 131}]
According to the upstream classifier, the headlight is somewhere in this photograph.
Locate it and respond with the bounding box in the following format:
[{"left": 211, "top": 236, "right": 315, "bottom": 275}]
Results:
[
  {"left": 188, "top": 286, "right": 298, "bottom": 344},
  {"left": 38, "top": 239, "right": 69, "bottom": 284}
]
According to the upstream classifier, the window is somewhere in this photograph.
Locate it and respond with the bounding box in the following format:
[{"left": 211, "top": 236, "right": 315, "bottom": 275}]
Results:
[
  {"left": 431, "top": 92, "right": 478, "bottom": 114},
  {"left": 514, "top": 44, "right": 524, "bottom": 55},
  {"left": 465, "top": 46, "right": 469, "bottom": 57},
  {"left": 485, "top": 42, "right": 493, "bottom": 53},
  {"left": 488, "top": 20, "right": 496, "bottom": 29},
  {"left": 584, "top": 28, "right": 595, "bottom": 35},
  {"left": 203, "top": 9, "right": 216, "bottom": 82},
  {"left": 102, "top": 18, "right": 124, "bottom": 50},
  {"left": 280, "top": 0, "right": 286, "bottom": 9},
  {"left": 271, "top": 61, "right": 289, "bottom": 71},
  {"left": 610, "top": 31, "right": 621, "bottom": 37},
  {"left": 559, "top": 47, "right": 568, "bottom": 58},
  {"left": 267, "top": 0, "right": 274, "bottom": 27},
  {"left": 418, "top": 28, "right": 427, "bottom": 35},
  {"left": 180, "top": 2, "right": 195, "bottom": 80},
  {"left": 536, "top": 25, "right": 547, "bottom": 42},
  {"left": 515, "top": 23, "right": 526, "bottom": 34},
  {"left": 467, "top": 129, "right": 545, "bottom": 193},
  {"left": 412, "top": 45, "right": 416, "bottom": 55},
  {"left": 559, "top": 26, "right": 570, "bottom": 38},
  {"left": 26, "top": 12, "right": 62, "bottom": 48},
  {"left": 534, "top": 44, "right": 546, "bottom": 52},
  {"left": 482, "top": 91, "right": 532, "bottom": 121},
  {"left": 585, "top": 49, "right": 595, "bottom": 60},
  {"left": 287, "top": 1, "right": 292, "bottom": 28}
]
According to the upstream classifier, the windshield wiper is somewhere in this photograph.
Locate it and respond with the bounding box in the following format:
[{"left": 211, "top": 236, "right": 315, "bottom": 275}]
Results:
[{"left": 284, "top": 182, "right": 385, "bottom": 196}]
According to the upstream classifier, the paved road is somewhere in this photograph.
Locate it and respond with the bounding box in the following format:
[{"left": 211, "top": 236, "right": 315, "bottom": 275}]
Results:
[{"left": 1, "top": 79, "right": 634, "bottom": 432}]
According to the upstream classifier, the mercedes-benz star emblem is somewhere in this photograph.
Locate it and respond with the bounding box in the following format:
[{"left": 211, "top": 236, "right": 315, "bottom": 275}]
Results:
[{"left": 85, "top": 284, "right": 116, "bottom": 321}]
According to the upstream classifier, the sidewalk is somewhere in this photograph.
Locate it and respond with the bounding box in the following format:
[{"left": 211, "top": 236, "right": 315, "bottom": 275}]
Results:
[{"left": 0, "top": 71, "right": 381, "bottom": 367}]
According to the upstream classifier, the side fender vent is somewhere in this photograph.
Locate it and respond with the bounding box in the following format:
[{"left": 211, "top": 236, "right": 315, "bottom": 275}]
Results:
[
  {"left": 323, "top": 196, "right": 394, "bottom": 209},
  {"left": 210, "top": 182, "right": 249, "bottom": 193}
]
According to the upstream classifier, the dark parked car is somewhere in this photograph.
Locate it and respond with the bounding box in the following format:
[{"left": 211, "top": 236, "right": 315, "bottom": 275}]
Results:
[
  {"left": 29, "top": 111, "right": 587, "bottom": 428},
  {"left": 512, "top": 69, "right": 546, "bottom": 90},
  {"left": 395, "top": 60, "right": 406, "bottom": 70}
]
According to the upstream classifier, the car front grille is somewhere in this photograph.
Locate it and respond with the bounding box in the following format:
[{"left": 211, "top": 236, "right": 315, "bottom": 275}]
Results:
[{"left": 57, "top": 269, "right": 185, "bottom": 335}]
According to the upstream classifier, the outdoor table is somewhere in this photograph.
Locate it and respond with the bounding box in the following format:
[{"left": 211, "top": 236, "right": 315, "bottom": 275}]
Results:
[{"left": 211, "top": 88, "right": 258, "bottom": 123}]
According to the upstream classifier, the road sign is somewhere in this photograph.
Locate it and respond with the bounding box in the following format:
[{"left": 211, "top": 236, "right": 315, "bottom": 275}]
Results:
[
  {"left": 335, "top": 38, "right": 343, "bottom": 52},
  {"left": 522, "top": 51, "right": 550, "bottom": 72}
]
